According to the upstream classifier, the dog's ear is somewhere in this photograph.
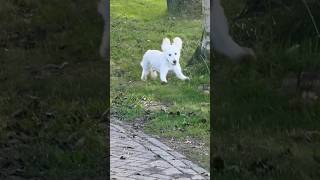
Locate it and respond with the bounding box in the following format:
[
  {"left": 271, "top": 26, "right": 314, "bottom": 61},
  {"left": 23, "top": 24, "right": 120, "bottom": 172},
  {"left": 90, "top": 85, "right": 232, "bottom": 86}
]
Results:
[
  {"left": 161, "top": 38, "right": 171, "bottom": 51},
  {"left": 172, "top": 37, "right": 182, "bottom": 50}
]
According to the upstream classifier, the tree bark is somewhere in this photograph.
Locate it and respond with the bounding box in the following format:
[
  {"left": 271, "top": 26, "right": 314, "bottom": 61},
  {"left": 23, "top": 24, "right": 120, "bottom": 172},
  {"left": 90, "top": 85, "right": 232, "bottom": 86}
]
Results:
[
  {"left": 212, "top": 0, "right": 255, "bottom": 62},
  {"left": 167, "top": 0, "right": 201, "bottom": 17},
  {"left": 98, "top": 0, "right": 109, "bottom": 60},
  {"left": 188, "top": 0, "right": 210, "bottom": 65},
  {"left": 201, "top": 0, "right": 210, "bottom": 60},
  {"left": 166, "top": 0, "right": 176, "bottom": 16}
]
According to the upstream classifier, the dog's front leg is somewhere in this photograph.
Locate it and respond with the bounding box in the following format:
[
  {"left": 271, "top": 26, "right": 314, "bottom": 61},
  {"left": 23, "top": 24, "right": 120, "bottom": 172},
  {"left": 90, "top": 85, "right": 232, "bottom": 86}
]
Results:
[
  {"left": 160, "top": 68, "right": 169, "bottom": 83},
  {"left": 173, "top": 65, "right": 189, "bottom": 80}
]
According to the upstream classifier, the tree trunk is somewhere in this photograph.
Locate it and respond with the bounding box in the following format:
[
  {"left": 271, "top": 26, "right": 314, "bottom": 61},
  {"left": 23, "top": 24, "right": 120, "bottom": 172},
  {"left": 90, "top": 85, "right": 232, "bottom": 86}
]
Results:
[
  {"left": 188, "top": 0, "right": 210, "bottom": 65},
  {"left": 189, "top": 0, "right": 256, "bottom": 65},
  {"left": 98, "top": 0, "right": 109, "bottom": 60},
  {"left": 212, "top": 0, "right": 255, "bottom": 62},
  {"left": 167, "top": 0, "right": 201, "bottom": 17},
  {"left": 166, "top": 0, "right": 176, "bottom": 16},
  {"left": 201, "top": 0, "right": 210, "bottom": 60}
]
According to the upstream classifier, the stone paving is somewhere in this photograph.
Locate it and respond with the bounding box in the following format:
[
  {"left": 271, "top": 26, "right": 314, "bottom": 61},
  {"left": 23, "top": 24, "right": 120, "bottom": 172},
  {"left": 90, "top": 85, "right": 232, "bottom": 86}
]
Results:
[{"left": 110, "top": 119, "right": 210, "bottom": 180}]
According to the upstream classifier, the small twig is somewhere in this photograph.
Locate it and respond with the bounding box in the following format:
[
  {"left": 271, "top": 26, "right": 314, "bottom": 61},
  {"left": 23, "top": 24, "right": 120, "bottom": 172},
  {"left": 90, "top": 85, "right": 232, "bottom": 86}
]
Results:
[
  {"left": 42, "top": 61, "right": 69, "bottom": 70},
  {"left": 301, "top": 0, "right": 320, "bottom": 38},
  {"left": 199, "top": 54, "right": 210, "bottom": 75}
]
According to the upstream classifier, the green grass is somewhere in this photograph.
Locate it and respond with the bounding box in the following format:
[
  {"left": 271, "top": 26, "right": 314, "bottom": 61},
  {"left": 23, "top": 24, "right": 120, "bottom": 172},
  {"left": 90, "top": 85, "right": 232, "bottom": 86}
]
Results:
[
  {"left": 0, "top": 0, "right": 107, "bottom": 179},
  {"left": 213, "top": 1, "right": 320, "bottom": 179},
  {"left": 110, "top": 0, "right": 210, "bottom": 169}
]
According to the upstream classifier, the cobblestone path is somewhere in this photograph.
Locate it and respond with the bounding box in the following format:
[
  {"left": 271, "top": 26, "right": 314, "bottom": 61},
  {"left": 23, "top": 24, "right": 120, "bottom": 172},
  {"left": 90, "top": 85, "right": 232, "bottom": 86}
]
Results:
[{"left": 111, "top": 120, "right": 210, "bottom": 180}]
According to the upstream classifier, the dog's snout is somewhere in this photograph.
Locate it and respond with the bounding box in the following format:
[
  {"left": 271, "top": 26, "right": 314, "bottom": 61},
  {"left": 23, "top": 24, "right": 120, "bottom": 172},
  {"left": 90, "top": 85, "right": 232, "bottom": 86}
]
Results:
[{"left": 173, "top": 60, "right": 177, "bottom": 64}]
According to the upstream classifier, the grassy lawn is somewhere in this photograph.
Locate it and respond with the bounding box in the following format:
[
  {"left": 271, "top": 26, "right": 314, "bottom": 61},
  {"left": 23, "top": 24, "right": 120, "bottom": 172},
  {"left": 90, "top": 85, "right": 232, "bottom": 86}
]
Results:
[
  {"left": 213, "top": 1, "right": 320, "bottom": 179},
  {"left": 110, "top": 0, "right": 210, "bottom": 169},
  {"left": 0, "top": 0, "right": 107, "bottom": 179}
]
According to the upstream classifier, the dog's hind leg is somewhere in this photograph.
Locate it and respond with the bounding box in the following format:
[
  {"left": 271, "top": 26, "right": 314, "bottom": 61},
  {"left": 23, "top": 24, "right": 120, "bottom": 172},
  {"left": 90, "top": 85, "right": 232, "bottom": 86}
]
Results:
[
  {"left": 141, "top": 69, "right": 149, "bottom": 81},
  {"left": 140, "top": 58, "right": 150, "bottom": 81}
]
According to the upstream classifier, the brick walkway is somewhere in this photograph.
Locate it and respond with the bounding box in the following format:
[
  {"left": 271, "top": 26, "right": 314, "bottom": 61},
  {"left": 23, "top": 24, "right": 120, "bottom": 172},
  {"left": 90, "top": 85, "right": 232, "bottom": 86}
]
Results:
[{"left": 110, "top": 119, "right": 210, "bottom": 180}]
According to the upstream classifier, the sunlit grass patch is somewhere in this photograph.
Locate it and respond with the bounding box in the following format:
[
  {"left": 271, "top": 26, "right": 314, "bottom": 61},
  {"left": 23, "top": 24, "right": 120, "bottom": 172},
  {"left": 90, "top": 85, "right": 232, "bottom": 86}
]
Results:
[{"left": 111, "top": 0, "right": 167, "bottom": 21}]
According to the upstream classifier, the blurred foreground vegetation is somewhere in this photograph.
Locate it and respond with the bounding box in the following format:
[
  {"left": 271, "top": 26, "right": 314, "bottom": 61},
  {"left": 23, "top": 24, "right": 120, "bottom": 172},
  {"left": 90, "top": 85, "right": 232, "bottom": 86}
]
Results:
[{"left": 213, "top": 0, "right": 320, "bottom": 179}]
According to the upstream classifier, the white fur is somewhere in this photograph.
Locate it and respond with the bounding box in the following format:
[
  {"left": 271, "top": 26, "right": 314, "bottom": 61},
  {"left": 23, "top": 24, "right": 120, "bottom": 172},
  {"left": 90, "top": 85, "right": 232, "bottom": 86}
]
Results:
[{"left": 140, "top": 37, "right": 189, "bottom": 83}]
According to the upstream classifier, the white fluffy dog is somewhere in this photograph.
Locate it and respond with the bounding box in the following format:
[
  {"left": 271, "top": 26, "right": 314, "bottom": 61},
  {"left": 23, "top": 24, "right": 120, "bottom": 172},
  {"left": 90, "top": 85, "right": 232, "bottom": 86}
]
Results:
[{"left": 140, "top": 37, "right": 189, "bottom": 83}]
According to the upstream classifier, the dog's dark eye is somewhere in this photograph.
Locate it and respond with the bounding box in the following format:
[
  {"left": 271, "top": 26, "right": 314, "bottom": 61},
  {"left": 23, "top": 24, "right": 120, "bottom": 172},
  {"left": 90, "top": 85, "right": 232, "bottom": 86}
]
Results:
[
  {"left": 175, "top": 53, "right": 177, "bottom": 55},
  {"left": 169, "top": 54, "right": 172, "bottom": 56}
]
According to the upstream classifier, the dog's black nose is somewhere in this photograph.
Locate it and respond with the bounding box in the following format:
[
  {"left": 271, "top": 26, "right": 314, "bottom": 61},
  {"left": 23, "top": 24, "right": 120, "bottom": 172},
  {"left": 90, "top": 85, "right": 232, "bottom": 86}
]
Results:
[{"left": 173, "top": 60, "right": 176, "bottom": 64}]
